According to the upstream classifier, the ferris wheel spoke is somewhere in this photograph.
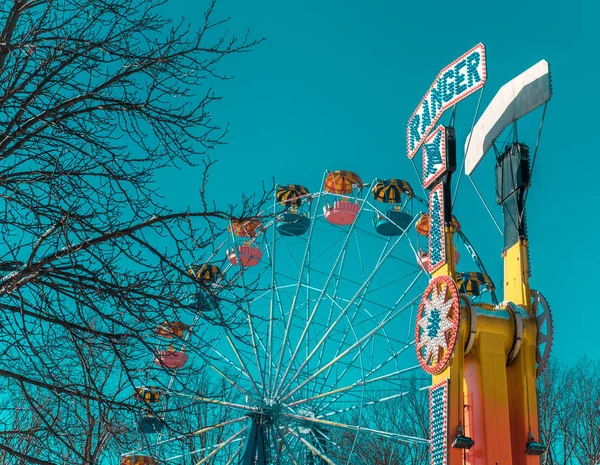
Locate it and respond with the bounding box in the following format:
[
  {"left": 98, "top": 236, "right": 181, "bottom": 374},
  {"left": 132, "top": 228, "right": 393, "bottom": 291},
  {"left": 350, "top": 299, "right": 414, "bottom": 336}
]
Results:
[
  {"left": 126, "top": 416, "right": 248, "bottom": 457},
  {"left": 273, "top": 179, "right": 326, "bottom": 398},
  {"left": 224, "top": 441, "right": 245, "bottom": 465},
  {"left": 316, "top": 270, "right": 423, "bottom": 403},
  {"left": 325, "top": 373, "right": 422, "bottom": 420},
  {"left": 269, "top": 269, "right": 305, "bottom": 396},
  {"left": 164, "top": 438, "right": 244, "bottom": 463},
  {"left": 320, "top": 385, "right": 429, "bottom": 420},
  {"left": 225, "top": 334, "right": 263, "bottom": 398},
  {"left": 308, "top": 242, "right": 352, "bottom": 399},
  {"left": 278, "top": 232, "right": 305, "bottom": 274},
  {"left": 311, "top": 428, "right": 354, "bottom": 464},
  {"left": 307, "top": 337, "right": 367, "bottom": 405},
  {"left": 314, "top": 235, "right": 403, "bottom": 399},
  {"left": 315, "top": 340, "right": 417, "bottom": 413},
  {"left": 289, "top": 364, "right": 421, "bottom": 408},
  {"left": 280, "top": 274, "right": 370, "bottom": 400},
  {"left": 191, "top": 416, "right": 249, "bottom": 436},
  {"left": 239, "top": 290, "right": 267, "bottom": 393},
  {"left": 274, "top": 425, "right": 301, "bottom": 465},
  {"left": 274, "top": 191, "right": 372, "bottom": 398},
  {"left": 261, "top": 219, "right": 299, "bottom": 397},
  {"left": 364, "top": 268, "right": 421, "bottom": 295},
  {"left": 279, "top": 225, "right": 415, "bottom": 399},
  {"left": 207, "top": 345, "right": 262, "bottom": 400},
  {"left": 193, "top": 425, "right": 249, "bottom": 465},
  {"left": 206, "top": 364, "right": 255, "bottom": 400},
  {"left": 284, "top": 413, "right": 429, "bottom": 446},
  {"left": 263, "top": 217, "right": 278, "bottom": 396},
  {"left": 284, "top": 426, "right": 339, "bottom": 465},
  {"left": 168, "top": 390, "right": 255, "bottom": 412},
  {"left": 289, "top": 263, "right": 414, "bottom": 315},
  {"left": 281, "top": 293, "right": 421, "bottom": 402}
]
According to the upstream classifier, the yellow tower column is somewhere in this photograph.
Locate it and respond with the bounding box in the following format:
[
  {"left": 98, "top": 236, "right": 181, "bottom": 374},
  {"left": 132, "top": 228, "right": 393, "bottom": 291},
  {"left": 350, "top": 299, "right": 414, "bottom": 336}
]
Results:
[
  {"left": 504, "top": 240, "right": 541, "bottom": 465},
  {"left": 468, "top": 309, "right": 514, "bottom": 464}
]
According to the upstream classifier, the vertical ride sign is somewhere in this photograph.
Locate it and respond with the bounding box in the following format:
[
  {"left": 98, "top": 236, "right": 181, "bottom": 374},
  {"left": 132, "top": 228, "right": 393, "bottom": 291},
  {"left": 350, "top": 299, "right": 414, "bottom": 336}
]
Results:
[{"left": 406, "top": 43, "right": 487, "bottom": 159}]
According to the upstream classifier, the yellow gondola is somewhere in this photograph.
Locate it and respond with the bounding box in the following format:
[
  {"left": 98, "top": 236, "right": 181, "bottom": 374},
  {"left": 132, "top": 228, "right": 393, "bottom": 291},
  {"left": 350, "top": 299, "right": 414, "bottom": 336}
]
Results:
[
  {"left": 415, "top": 213, "right": 430, "bottom": 236},
  {"left": 276, "top": 185, "right": 312, "bottom": 236},
  {"left": 133, "top": 386, "right": 163, "bottom": 403},
  {"left": 372, "top": 179, "right": 414, "bottom": 235},
  {"left": 372, "top": 179, "right": 414, "bottom": 203},
  {"left": 276, "top": 184, "right": 311, "bottom": 207},
  {"left": 188, "top": 263, "right": 221, "bottom": 282},
  {"left": 456, "top": 271, "right": 495, "bottom": 296}
]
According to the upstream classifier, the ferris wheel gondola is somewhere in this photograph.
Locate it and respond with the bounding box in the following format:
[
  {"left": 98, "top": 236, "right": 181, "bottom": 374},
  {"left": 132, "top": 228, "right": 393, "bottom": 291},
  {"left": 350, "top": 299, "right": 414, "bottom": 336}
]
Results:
[{"left": 371, "top": 179, "right": 415, "bottom": 236}]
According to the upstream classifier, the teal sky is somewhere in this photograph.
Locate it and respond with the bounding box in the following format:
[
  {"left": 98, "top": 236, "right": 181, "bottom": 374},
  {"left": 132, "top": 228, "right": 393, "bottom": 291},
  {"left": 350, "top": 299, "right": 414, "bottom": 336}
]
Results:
[{"left": 159, "top": 0, "right": 594, "bottom": 361}]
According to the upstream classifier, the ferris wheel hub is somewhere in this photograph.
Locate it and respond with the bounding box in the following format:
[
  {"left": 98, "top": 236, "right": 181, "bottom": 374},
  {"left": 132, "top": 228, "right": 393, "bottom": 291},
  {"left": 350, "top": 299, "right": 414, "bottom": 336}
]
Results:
[{"left": 297, "top": 408, "right": 316, "bottom": 435}]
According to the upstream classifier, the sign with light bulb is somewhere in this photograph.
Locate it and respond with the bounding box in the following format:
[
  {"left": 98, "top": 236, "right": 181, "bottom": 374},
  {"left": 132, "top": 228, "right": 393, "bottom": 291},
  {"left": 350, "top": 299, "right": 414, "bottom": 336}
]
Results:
[
  {"left": 406, "top": 43, "right": 487, "bottom": 159},
  {"left": 422, "top": 125, "right": 456, "bottom": 189}
]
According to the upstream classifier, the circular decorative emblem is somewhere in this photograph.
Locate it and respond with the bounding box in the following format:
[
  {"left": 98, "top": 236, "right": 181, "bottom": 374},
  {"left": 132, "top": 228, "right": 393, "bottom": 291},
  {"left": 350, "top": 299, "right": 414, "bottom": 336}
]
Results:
[
  {"left": 531, "top": 289, "right": 553, "bottom": 376},
  {"left": 415, "top": 275, "right": 461, "bottom": 374}
]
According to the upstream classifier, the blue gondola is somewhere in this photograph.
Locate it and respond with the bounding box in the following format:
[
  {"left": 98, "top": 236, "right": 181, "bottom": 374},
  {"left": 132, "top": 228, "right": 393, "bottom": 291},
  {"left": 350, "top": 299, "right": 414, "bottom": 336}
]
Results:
[
  {"left": 276, "top": 212, "right": 311, "bottom": 236},
  {"left": 371, "top": 179, "right": 414, "bottom": 237},
  {"left": 138, "top": 415, "right": 166, "bottom": 434},
  {"left": 188, "top": 290, "right": 219, "bottom": 313},
  {"left": 373, "top": 209, "right": 413, "bottom": 236}
]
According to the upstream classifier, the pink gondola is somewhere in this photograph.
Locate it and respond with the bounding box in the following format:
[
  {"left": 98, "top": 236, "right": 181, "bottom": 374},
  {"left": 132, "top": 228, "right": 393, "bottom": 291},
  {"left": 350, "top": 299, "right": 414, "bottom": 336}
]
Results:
[
  {"left": 155, "top": 348, "right": 188, "bottom": 369},
  {"left": 323, "top": 200, "right": 360, "bottom": 226},
  {"left": 227, "top": 244, "right": 263, "bottom": 267}
]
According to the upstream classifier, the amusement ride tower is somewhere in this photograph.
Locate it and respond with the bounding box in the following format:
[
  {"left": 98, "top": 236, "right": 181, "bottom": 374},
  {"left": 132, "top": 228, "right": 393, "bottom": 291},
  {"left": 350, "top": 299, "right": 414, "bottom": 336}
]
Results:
[{"left": 409, "top": 46, "right": 553, "bottom": 465}]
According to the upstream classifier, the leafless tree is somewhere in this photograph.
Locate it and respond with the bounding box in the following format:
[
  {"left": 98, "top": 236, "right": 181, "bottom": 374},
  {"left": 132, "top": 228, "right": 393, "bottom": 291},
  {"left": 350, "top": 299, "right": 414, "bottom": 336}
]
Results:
[
  {"left": 0, "top": 0, "right": 265, "bottom": 463},
  {"left": 538, "top": 359, "right": 578, "bottom": 464},
  {"left": 328, "top": 377, "right": 430, "bottom": 465},
  {"left": 536, "top": 358, "right": 600, "bottom": 465},
  {"left": 570, "top": 359, "right": 600, "bottom": 464}
]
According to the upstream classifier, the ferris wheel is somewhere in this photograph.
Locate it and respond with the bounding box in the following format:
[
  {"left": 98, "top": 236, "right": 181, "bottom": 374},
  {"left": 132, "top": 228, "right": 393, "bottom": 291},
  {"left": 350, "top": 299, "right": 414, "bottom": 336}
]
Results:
[{"left": 117, "top": 169, "right": 498, "bottom": 465}]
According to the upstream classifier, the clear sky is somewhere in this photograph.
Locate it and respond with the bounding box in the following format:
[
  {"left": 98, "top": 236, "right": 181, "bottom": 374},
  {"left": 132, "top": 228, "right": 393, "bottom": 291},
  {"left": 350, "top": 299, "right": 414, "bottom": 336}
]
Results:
[{"left": 158, "top": 0, "right": 595, "bottom": 361}]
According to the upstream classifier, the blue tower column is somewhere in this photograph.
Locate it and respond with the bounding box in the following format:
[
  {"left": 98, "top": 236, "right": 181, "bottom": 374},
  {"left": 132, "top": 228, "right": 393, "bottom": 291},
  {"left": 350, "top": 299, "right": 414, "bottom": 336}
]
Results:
[{"left": 240, "top": 419, "right": 268, "bottom": 465}]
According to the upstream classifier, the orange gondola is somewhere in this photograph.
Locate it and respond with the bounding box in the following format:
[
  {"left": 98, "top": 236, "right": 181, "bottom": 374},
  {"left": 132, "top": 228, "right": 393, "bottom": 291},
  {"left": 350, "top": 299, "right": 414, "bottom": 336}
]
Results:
[
  {"left": 323, "top": 170, "right": 363, "bottom": 195},
  {"left": 120, "top": 456, "right": 157, "bottom": 465},
  {"left": 155, "top": 322, "right": 189, "bottom": 338},
  {"left": 415, "top": 213, "right": 461, "bottom": 236},
  {"left": 227, "top": 219, "right": 263, "bottom": 267},
  {"left": 228, "top": 219, "right": 263, "bottom": 238},
  {"left": 323, "top": 170, "right": 362, "bottom": 225}
]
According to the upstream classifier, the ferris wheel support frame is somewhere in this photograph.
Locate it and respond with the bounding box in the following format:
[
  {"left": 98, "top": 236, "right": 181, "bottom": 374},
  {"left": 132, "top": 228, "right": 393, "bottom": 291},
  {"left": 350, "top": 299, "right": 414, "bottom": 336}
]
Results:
[{"left": 130, "top": 169, "right": 499, "bottom": 465}]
